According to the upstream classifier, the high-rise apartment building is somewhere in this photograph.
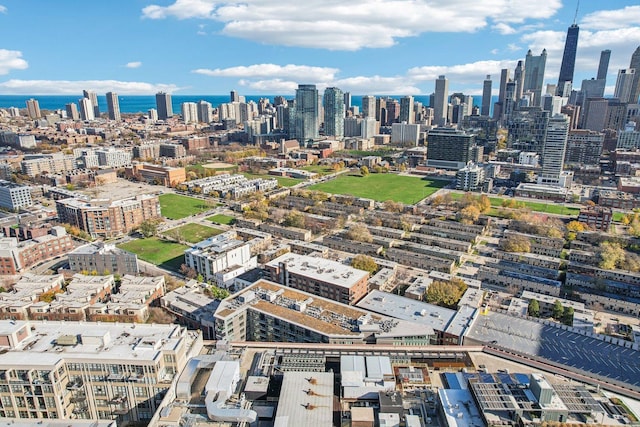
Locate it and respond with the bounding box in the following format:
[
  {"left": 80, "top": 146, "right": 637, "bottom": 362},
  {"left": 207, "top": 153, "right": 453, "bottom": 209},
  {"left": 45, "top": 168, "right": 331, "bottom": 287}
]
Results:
[
  {"left": 385, "top": 99, "right": 400, "bottom": 125},
  {"left": 148, "top": 108, "right": 158, "bottom": 121},
  {"left": 25, "top": 98, "right": 41, "bottom": 119},
  {"left": 433, "top": 75, "right": 449, "bottom": 126},
  {"left": 514, "top": 60, "right": 525, "bottom": 101},
  {"left": 230, "top": 90, "right": 240, "bottom": 102},
  {"left": 426, "top": 128, "right": 476, "bottom": 169},
  {"left": 597, "top": 49, "right": 611, "bottom": 81},
  {"left": 78, "top": 97, "right": 95, "bottom": 121},
  {"left": 557, "top": 24, "right": 579, "bottom": 97},
  {"left": 323, "top": 87, "right": 345, "bottom": 138},
  {"left": 65, "top": 102, "right": 79, "bottom": 120},
  {"left": 538, "top": 114, "right": 570, "bottom": 186},
  {"left": 629, "top": 46, "right": 640, "bottom": 104},
  {"left": 105, "top": 91, "right": 121, "bottom": 121},
  {"left": 361, "top": 95, "right": 376, "bottom": 119},
  {"left": 524, "top": 49, "right": 547, "bottom": 106},
  {"left": 155, "top": 92, "right": 173, "bottom": 120},
  {"left": 481, "top": 75, "right": 492, "bottom": 116},
  {"left": 197, "top": 100, "right": 212, "bottom": 123},
  {"left": 181, "top": 102, "right": 198, "bottom": 124},
  {"left": 294, "top": 84, "right": 319, "bottom": 141},
  {"left": 343, "top": 92, "right": 352, "bottom": 110},
  {"left": 494, "top": 69, "right": 510, "bottom": 122},
  {"left": 614, "top": 69, "right": 637, "bottom": 104},
  {"left": 82, "top": 90, "right": 100, "bottom": 118},
  {"left": 399, "top": 95, "right": 415, "bottom": 124}
]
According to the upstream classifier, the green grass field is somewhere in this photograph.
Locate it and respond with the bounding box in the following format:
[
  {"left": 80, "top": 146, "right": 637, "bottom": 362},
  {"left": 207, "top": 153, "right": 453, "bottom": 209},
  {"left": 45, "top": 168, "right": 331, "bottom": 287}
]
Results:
[
  {"left": 163, "top": 223, "right": 223, "bottom": 243},
  {"left": 207, "top": 214, "right": 235, "bottom": 225},
  {"left": 301, "top": 165, "right": 336, "bottom": 176},
  {"left": 308, "top": 174, "right": 447, "bottom": 204},
  {"left": 118, "top": 237, "right": 189, "bottom": 271},
  {"left": 450, "top": 192, "right": 580, "bottom": 216},
  {"left": 241, "top": 172, "right": 302, "bottom": 187},
  {"left": 159, "top": 194, "right": 216, "bottom": 219}
]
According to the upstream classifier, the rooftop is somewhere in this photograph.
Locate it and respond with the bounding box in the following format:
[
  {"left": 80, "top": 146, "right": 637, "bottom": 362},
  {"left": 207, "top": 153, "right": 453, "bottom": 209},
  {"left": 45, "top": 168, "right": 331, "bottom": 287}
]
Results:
[{"left": 266, "top": 253, "right": 369, "bottom": 289}]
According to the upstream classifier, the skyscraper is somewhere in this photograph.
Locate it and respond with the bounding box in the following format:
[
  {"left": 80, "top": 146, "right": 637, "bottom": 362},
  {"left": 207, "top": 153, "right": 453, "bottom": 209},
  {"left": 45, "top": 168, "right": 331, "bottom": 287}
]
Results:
[
  {"left": 481, "top": 75, "right": 492, "bottom": 116},
  {"left": 323, "top": 87, "right": 345, "bottom": 138},
  {"left": 556, "top": 24, "right": 580, "bottom": 97},
  {"left": 181, "top": 102, "right": 198, "bottom": 124},
  {"left": 82, "top": 90, "right": 100, "bottom": 118},
  {"left": 399, "top": 95, "right": 415, "bottom": 124},
  {"left": 295, "top": 84, "right": 319, "bottom": 141},
  {"left": 197, "top": 100, "right": 213, "bottom": 123},
  {"left": 361, "top": 95, "right": 376, "bottom": 119},
  {"left": 538, "top": 114, "right": 570, "bottom": 186},
  {"left": 614, "top": 69, "right": 636, "bottom": 104},
  {"left": 434, "top": 75, "right": 449, "bottom": 127},
  {"left": 230, "top": 90, "right": 240, "bottom": 102},
  {"left": 79, "top": 97, "right": 95, "bottom": 121},
  {"left": 25, "top": 98, "right": 41, "bottom": 119},
  {"left": 629, "top": 46, "right": 640, "bottom": 104},
  {"left": 524, "top": 49, "right": 547, "bottom": 106},
  {"left": 65, "top": 103, "right": 79, "bottom": 121},
  {"left": 494, "top": 69, "right": 510, "bottom": 121},
  {"left": 343, "top": 92, "right": 352, "bottom": 110},
  {"left": 597, "top": 49, "right": 611, "bottom": 81},
  {"left": 155, "top": 92, "right": 173, "bottom": 120},
  {"left": 513, "top": 60, "right": 525, "bottom": 101},
  {"left": 105, "top": 92, "right": 121, "bottom": 121}
]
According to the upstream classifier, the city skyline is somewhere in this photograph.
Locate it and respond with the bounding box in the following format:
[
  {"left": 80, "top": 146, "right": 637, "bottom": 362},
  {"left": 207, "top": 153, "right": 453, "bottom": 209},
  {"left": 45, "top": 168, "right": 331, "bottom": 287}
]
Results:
[{"left": 0, "top": 1, "right": 639, "bottom": 96}]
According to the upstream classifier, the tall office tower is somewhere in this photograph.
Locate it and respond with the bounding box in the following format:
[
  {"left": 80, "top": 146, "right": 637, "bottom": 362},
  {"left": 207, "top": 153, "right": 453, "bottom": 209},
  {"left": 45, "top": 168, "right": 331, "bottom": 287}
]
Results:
[
  {"left": 65, "top": 102, "right": 79, "bottom": 120},
  {"left": 105, "top": 92, "right": 121, "bottom": 121},
  {"left": 294, "top": 84, "right": 319, "bottom": 141},
  {"left": 385, "top": 99, "right": 400, "bottom": 125},
  {"left": 79, "top": 97, "right": 95, "bottom": 121},
  {"left": 82, "top": 90, "right": 100, "bottom": 118},
  {"left": 481, "top": 75, "right": 492, "bottom": 116},
  {"left": 524, "top": 49, "right": 547, "bottom": 106},
  {"left": 494, "top": 69, "right": 510, "bottom": 121},
  {"left": 343, "top": 92, "right": 352, "bottom": 110},
  {"left": 514, "top": 60, "right": 525, "bottom": 101},
  {"left": 614, "top": 69, "right": 637, "bottom": 103},
  {"left": 434, "top": 75, "right": 449, "bottom": 126},
  {"left": 556, "top": 24, "right": 580, "bottom": 97},
  {"left": 273, "top": 96, "right": 286, "bottom": 106},
  {"left": 25, "top": 98, "right": 41, "bottom": 119},
  {"left": 507, "top": 108, "right": 550, "bottom": 154},
  {"left": 361, "top": 95, "right": 376, "bottom": 119},
  {"left": 376, "top": 97, "right": 387, "bottom": 123},
  {"left": 323, "top": 87, "right": 345, "bottom": 138},
  {"left": 197, "top": 100, "right": 213, "bottom": 123},
  {"left": 629, "top": 46, "right": 640, "bottom": 104},
  {"left": 181, "top": 102, "right": 198, "bottom": 124},
  {"left": 399, "top": 95, "right": 415, "bottom": 124},
  {"left": 148, "top": 108, "right": 158, "bottom": 122},
  {"left": 538, "top": 114, "right": 570, "bottom": 186},
  {"left": 597, "top": 49, "right": 611, "bottom": 81},
  {"left": 230, "top": 90, "right": 240, "bottom": 102},
  {"left": 503, "top": 82, "right": 517, "bottom": 121},
  {"left": 155, "top": 92, "right": 173, "bottom": 120}
]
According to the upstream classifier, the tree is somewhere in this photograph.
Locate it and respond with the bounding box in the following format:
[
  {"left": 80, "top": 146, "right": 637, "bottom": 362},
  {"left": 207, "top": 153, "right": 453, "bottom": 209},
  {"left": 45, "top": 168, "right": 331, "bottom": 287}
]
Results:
[
  {"left": 562, "top": 306, "right": 574, "bottom": 326},
  {"left": 351, "top": 254, "right": 378, "bottom": 274},
  {"left": 458, "top": 205, "right": 480, "bottom": 225},
  {"left": 139, "top": 219, "right": 160, "bottom": 238},
  {"left": 552, "top": 300, "right": 564, "bottom": 320},
  {"left": 528, "top": 299, "right": 540, "bottom": 317},
  {"left": 500, "top": 234, "right": 531, "bottom": 253},
  {"left": 179, "top": 264, "right": 198, "bottom": 279},
  {"left": 283, "top": 210, "right": 306, "bottom": 228},
  {"left": 425, "top": 279, "right": 467, "bottom": 309},
  {"left": 345, "top": 224, "right": 373, "bottom": 243},
  {"left": 360, "top": 166, "right": 369, "bottom": 176},
  {"left": 383, "top": 200, "right": 404, "bottom": 213},
  {"left": 478, "top": 195, "right": 491, "bottom": 213},
  {"left": 598, "top": 241, "right": 626, "bottom": 270}
]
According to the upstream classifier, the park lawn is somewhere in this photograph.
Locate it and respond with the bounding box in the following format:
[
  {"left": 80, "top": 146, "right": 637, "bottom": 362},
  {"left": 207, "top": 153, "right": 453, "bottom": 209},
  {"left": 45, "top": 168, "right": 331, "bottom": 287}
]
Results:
[
  {"left": 301, "top": 165, "right": 336, "bottom": 176},
  {"left": 613, "top": 212, "right": 627, "bottom": 222},
  {"left": 207, "top": 214, "right": 236, "bottom": 225},
  {"left": 163, "top": 223, "right": 223, "bottom": 244},
  {"left": 159, "top": 193, "right": 216, "bottom": 219},
  {"left": 450, "top": 192, "right": 580, "bottom": 216},
  {"left": 308, "top": 173, "right": 447, "bottom": 204},
  {"left": 118, "top": 237, "right": 188, "bottom": 272},
  {"left": 241, "top": 172, "right": 302, "bottom": 187}
]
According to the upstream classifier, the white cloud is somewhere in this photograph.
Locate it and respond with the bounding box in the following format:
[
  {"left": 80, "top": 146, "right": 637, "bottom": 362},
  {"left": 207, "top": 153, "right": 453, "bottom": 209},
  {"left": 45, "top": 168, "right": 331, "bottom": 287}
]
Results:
[
  {"left": 408, "top": 60, "right": 517, "bottom": 85},
  {"left": 0, "top": 79, "right": 180, "bottom": 95},
  {"left": 142, "top": 0, "right": 562, "bottom": 50},
  {"left": 125, "top": 61, "right": 142, "bottom": 69},
  {"left": 490, "top": 49, "right": 500, "bottom": 55},
  {"left": 0, "top": 49, "right": 28, "bottom": 75},
  {"left": 0, "top": 5, "right": 7, "bottom": 14},
  {"left": 581, "top": 5, "right": 640, "bottom": 30},
  {"left": 193, "top": 64, "right": 339, "bottom": 81},
  {"left": 507, "top": 43, "right": 521, "bottom": 52},
  {"left": 239, "top": 79, "right": 299, "bottom": 94},
  {"left": 493, "top": 23, "right": 517, "bottom": 35}
]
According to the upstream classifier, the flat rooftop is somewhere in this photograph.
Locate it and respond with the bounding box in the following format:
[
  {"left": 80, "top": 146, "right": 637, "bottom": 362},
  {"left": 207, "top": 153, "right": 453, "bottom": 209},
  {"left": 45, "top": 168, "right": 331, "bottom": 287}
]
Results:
[
  {"left": 274, "top": 371, "right": 333, "bottom": 427},
  {"left": 266, "top": 253, "right": 368, "bottom": 289}
]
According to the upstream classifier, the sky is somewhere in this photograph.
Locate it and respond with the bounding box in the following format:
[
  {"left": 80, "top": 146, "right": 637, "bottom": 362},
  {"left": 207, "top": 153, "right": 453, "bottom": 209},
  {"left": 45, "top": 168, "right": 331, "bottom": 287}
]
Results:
[{"left": 0, "top": 0, "right": 639, "bottom": 96}]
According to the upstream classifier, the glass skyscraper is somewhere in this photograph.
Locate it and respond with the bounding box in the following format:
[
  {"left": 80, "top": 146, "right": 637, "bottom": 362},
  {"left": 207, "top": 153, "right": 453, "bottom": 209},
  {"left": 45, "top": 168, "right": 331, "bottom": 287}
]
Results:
[
  {"left": 295, "top": 84, "right": 319, "bottom": 141},
  {"left": 557, "top": 24, "right": 579, "bottom": 97},
  {"left": 323, "top": 87, "right": 345, "bottom": 138}
]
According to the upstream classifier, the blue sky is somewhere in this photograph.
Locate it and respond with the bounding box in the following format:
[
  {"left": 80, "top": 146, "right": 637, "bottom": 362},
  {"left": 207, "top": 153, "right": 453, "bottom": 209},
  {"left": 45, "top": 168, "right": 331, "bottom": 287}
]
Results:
[{"left": 0, "top": 0, "right": 639, "bottom": 96}]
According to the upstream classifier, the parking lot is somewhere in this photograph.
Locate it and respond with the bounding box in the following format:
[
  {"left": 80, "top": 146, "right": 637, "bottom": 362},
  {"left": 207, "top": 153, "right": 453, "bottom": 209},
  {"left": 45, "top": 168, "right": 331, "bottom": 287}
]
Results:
[{"left": 467, "top": 311, "right": 640, "bottom": 388}]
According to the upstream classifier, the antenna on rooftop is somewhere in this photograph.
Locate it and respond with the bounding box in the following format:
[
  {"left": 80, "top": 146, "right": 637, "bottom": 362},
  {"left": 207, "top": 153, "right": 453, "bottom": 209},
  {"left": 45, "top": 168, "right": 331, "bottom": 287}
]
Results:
[{"left": 573, "top": 0, "right": 579, "bottom": 25}]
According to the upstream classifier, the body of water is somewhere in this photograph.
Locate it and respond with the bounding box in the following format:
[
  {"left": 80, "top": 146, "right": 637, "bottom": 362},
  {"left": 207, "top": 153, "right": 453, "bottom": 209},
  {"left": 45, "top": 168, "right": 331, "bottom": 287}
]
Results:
[{"left": 0, "top": 94, "right": 496, "bottom": 114}]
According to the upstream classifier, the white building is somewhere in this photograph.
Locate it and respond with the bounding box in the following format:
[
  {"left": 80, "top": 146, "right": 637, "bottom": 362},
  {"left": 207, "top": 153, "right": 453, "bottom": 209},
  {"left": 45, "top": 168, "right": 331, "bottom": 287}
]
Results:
[
  {"left": 538, "top": 114, "right": 569, "bottom": 187},
  {"left": 519, "top": 152, "right": 540, "bottom": 167},
  {"left": 96, "top": 148, "right": 133, "bottom": 168},
  {"left": 391, "top": 122, "right": 420, "bottom": 146},
  {"left": 181, "top": 102, "right": 198, "bottom": 124},
  {"left": 456, "top": 163, "right": 485, "bottom": 191},
  {"left": 0, "top": 180, "right": 33, "bottom": 210}
]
